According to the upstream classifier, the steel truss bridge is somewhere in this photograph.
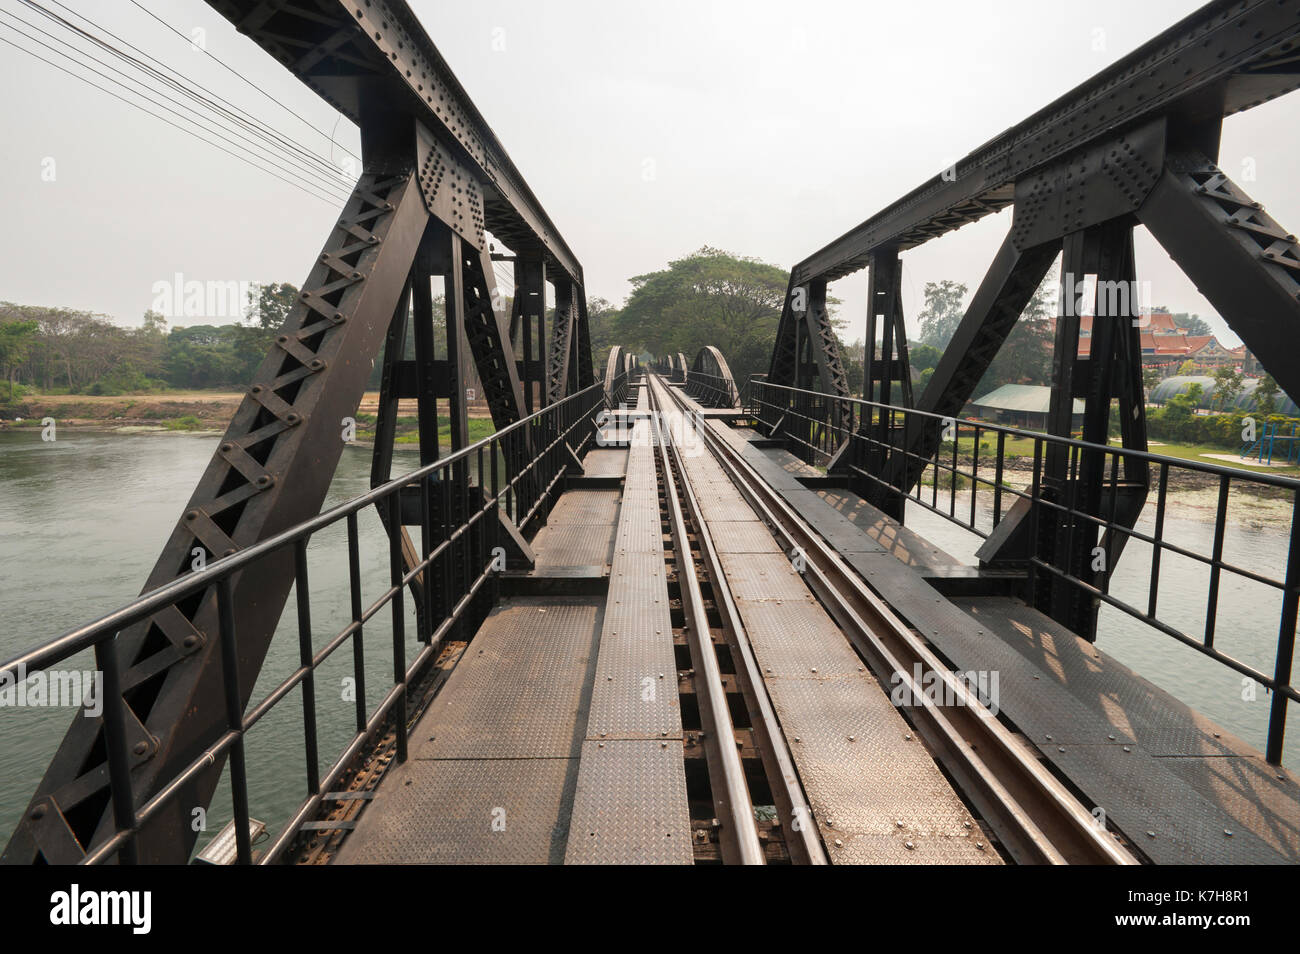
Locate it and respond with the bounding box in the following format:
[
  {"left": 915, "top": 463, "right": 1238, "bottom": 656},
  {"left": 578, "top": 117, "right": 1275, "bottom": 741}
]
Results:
[{"left": 2, "top": 0, "right": 1299, "bottom": 865}]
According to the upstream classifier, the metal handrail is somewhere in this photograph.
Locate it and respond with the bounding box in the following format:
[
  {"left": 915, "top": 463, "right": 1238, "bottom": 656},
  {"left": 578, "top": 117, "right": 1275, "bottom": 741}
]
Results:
[
  {"left": 1, "top": 381, "right": 607, "bottom": 864},
  {"left": 750, "top": 378, "right": 1299, "bottom": 765}
]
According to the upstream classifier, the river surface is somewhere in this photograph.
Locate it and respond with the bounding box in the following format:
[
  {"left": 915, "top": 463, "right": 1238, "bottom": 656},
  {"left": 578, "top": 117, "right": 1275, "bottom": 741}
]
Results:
[{"left": 0, "top": 430, "right": 1294, "bottom": 857}]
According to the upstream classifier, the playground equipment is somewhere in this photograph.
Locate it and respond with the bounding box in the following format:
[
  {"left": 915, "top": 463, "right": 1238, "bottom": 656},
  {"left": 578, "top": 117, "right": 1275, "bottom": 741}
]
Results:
[{"left": 1241, "top": 420, "right": 1300, "bottom": 465}]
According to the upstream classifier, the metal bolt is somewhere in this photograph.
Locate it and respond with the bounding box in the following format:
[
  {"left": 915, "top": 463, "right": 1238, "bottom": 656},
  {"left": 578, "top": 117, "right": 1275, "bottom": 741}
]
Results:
[
  {"left": 905, "top": 841, "right": 915, "bottom": 850},
  {"left": 133, "top": 742, "right": 148, "bottom": 755},
  {"left": 30, "top": 806, "right": 45, "bottom": 821},
  {"left": 1123, "top": 746, "right": 1132, "bottom": 753},
  {"left": 975, "top": 842, "right": 985, "bottom": 850}
]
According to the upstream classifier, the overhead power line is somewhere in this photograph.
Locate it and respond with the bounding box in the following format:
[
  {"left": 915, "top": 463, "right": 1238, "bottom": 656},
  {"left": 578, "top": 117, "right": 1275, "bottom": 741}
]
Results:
[{"left": 12, "top": 1, "right": 353, "bottom": 199}]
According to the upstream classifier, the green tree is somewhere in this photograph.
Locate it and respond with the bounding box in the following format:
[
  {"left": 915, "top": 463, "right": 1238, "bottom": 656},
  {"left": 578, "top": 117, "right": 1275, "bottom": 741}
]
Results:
[
  {"left": 975, "top": 271, "right": 1055, "bottom": 392},
  {"left": 1212, "top": 364, "right": 1244, "bottom": 410},
  {"left": 614, "top": 247, "right": 807, "bottom": 388},
  {"left": 585, "top": 296, "right": 621, "bottom": 369},
  {"left": 909, "top": 342, "right": 942, "bottom": 373},
  {"left": 916, "top": 280, "right": 968, "bottom": 349},
  {"left": 0, "top": 318, "right": 39, "bottom": 399},
  {"left": 1169, "top": 311, "right": 1211, "bottom": 336},
  {"left": 1256, "top": 373, "right": 1279, "bottom": 416},
  {"left": 234, "top": 282, "right": 300, "bottom": 379},
  {"left": 1163, "top": 382, "right": 1203, "bottom": 432}
]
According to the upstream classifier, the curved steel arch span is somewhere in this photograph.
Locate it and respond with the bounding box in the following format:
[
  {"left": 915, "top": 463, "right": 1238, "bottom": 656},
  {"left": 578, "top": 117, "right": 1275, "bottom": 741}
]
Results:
[{"left": 685, "top": 346, "right": 741, "bottom": 409}]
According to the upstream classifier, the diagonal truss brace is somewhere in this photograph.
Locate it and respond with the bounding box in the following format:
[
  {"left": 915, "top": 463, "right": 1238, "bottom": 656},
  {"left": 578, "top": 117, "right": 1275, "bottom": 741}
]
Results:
[{"left": 3, "top": 172, "right": 431, "bottom": 865}]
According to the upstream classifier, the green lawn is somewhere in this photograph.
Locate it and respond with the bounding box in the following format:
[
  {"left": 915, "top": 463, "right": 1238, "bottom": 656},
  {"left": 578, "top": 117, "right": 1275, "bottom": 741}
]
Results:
[{"left": 939, "top": 432, "right": 1298, "bottom": 477}]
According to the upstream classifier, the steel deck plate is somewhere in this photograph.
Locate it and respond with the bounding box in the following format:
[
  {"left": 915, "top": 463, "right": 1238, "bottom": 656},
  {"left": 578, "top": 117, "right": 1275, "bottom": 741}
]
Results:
[
  {"left": 416, "top": 598, "right": 601, "bottom": 758},
  {"left": 564, "top": 740, "right": 694, "bottom": 865},
  {"left": 763, "top": 674, "right": 999, "bottom": 864},
  {"left": 334, "top": 757, "right": 578, "bottom": 864},
  {"left": 580, "top": 448, "right": 628, "bottom": 477},
  {"left": 1039, "top": 743, "right": 1293, "bottom": 864},
  {"left": 548, "top": 489, "right": 623, "bottom": 525},
  {"left": 706, "top": 520, "right": 783, "bottom": 554},
  {"left": 734, "top": 597, "right": 865, "bottom": 679},
  {"left": 716, "top": 550, "right": 818, "bottom": 602},
  {"left": 533, "top": 523, "right": 617, "bottom": 567},
  {"left": 815, "top": 489, "right": 963, "bottom": 569}
]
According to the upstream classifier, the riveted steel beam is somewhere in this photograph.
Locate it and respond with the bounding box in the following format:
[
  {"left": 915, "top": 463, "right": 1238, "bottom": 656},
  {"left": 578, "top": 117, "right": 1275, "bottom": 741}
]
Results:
[{"left": 792, "top": 0, "right": 1300, "bottom": 285}]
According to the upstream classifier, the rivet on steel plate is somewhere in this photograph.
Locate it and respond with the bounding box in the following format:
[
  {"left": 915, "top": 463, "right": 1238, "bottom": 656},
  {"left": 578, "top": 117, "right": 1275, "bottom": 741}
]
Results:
[
  {"left": 848, "top": 735, "right": 855, "bottom": 742},
  {"left": 1058, "top": 747, "right": 1065, "bottom": 753},
  {"left": 975, "top": 842, "right": 985, "bottom": 850},
  {"left": 834, "top": 839, "right": 843, "bottom": 847},
  {"left": 1147, "top": 831, "right": 1156, "bottom": 838},
  {"left": 1123, "top": 746, "right": 1132, "bottom": 753},
  {"left": 1224, "top": 829, "right": 1233, "bottom": 837},
  {"left": 905, "top": 841, "right": 915, "bottom": 850}
]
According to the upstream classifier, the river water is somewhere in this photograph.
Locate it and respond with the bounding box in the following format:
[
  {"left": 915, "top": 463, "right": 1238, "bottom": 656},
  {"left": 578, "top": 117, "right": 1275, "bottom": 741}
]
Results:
[
  {"left": 0, "top": 430, "right": 1293, "bottom": 857},
  {"left": 0, "top": 429, "right": 428, "bottom": 855}
]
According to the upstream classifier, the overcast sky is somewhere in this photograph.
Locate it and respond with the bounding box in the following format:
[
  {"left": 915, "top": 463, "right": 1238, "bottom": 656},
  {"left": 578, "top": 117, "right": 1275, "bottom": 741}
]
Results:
[{"left": 2, "top": 0, "right": 1297, "bottom": 349}]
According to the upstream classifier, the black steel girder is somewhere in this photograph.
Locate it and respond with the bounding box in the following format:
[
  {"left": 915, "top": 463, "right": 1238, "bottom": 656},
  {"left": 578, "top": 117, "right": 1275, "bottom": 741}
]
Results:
[{"left": 791, "top": 0, "right": 1300, "bottom": 285}]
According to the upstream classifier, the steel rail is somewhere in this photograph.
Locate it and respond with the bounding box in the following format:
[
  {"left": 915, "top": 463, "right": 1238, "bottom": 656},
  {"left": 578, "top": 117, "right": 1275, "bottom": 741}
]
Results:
[
  {"left": 658, "top": 376, "right": 1138, "bottom": 865},
  {"left": 646, "top": 380, "right": 765, "bottom": 864},
  {"left": 649, "top": 376, "right": 828, "bottom": 865}
]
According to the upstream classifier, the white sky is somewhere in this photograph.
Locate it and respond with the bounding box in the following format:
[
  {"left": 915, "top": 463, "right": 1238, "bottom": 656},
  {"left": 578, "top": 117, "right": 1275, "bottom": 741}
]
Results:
[{"left": 2, "top": 0, "right": 1297, "bottom": 349}]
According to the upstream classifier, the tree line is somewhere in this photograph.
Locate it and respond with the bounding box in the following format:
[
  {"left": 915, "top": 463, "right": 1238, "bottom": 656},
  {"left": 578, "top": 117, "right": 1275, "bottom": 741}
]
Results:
[
  {"left": 7, "top": 247, "right": 1236, "bottom": 409},
  {"left": 0, "top": 284, "right": 297, "bottom": 398}
]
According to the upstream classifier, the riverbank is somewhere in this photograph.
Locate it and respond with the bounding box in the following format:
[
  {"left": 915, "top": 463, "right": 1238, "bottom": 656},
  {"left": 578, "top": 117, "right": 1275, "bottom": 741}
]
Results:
[{"left": 0, "top": 390, "right": 495, "bottom": 437}]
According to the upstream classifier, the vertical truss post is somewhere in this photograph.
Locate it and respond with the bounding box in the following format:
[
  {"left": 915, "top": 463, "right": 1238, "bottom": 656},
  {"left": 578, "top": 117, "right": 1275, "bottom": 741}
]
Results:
[
  {"left": 548, "top": 280, "right": 576, "bottom": 404},
  {"left": 513, "top": 256, "right": 546, "bottom": 412},
  {"left": 1036, "top": 219, "right": 1148, "bottom": 640},
  {"left": 858, "top": 247, "right": 912, "bottom": 519}
]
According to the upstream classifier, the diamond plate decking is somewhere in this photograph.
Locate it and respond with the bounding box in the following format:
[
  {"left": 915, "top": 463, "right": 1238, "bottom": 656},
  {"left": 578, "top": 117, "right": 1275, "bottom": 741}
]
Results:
[{"left": 677, "top": 395, "right": 1300, "bottom": 866}]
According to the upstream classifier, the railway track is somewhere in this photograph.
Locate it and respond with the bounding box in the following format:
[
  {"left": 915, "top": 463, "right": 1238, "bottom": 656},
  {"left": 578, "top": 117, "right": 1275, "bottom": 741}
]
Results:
[
  {"left": 648, "top": 381, "right": 827, "bottom": 865},
  {"left": 647, "top": 374, "right": 1138, "bottom": 865}
]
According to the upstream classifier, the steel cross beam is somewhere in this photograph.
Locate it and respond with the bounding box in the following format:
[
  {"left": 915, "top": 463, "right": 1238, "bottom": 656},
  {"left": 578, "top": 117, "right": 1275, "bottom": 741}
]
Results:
[{"left": 791, "top": 0, "right": 1300, "bottom": 285}]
